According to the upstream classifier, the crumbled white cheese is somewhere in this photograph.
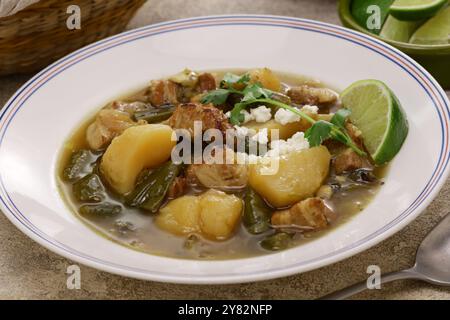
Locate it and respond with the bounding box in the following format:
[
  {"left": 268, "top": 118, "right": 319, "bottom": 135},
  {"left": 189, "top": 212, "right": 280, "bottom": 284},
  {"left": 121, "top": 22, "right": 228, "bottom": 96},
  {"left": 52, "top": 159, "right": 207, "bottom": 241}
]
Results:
[
  {"left": 225, "top": 111, "right": 231, "bottom": 118},
  {"left": 273, "top": 105, "right": 318, "bottom": 125},
  {"left": 251, "top": 128, "right": 269, "bottom": 145},
  {"left": 235, "top": 152, "right": 247, "bottom": 164},
  {"left": 241, "top": 110, "right": 255, "bottom": 123},
  {"left": 265, "top": 132, "right": 310, "bottom": 158},
  {"left": 274, "top": 107, "right": 301, "bottom": 125},
  {"left": 236, "top": 152, "right": 259, "bottom": 165},
  {"left": 234, "top": 125, "right": 256, "bottom": 139},
  {"left": 301, "top": 105, "right": 319, "bottom": 114},
  {"left": 250, "top": 105, "right": 272, "bottom": 123},
  {"left": 235, "top": 131, "right": 309, "bottom": 164}
]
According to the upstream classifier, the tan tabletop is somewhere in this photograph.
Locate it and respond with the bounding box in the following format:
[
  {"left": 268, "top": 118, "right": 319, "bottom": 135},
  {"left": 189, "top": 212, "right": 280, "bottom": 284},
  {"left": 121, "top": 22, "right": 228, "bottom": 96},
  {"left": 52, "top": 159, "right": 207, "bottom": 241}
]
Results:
[{"left": 0, "top": 0, "right": 449, "bottom": 300}]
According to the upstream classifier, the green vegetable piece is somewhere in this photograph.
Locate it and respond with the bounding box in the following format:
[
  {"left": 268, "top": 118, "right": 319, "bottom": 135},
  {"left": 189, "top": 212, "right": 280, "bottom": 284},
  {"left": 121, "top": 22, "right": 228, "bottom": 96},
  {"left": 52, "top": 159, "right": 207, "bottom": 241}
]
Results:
[
  {"left": 72, "top": 173, "right": 105, "bottom": 203},
  {"left": 270, "top": 91, "right": 291, "bottom": 105},
  {"left": 63, "top": 150, "right": 90, "bottom": 181},
  {"left": 133, "top": 104, "right": 175, "bottom": 123},
  {"left": 125, "top": 161, "right": 182, "bottom": 213},
  {"left": 79, "top": 203, "right": 122, "bottom": 217},
  {"left": 169, "top": 69, "right": 199, "bottom": 87},
  {"left": 260, "top": 232, "right": 294, "bottom": 251},
  {"left": 243, "top": 188, "right": 272, "bottom": 234}
]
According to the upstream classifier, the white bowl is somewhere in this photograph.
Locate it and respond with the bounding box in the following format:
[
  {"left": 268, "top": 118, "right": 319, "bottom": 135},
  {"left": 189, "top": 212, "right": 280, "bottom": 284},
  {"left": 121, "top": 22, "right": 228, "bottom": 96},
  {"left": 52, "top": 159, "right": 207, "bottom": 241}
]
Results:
[{"left": 0, "top": 15, "right": 449, "bottom": 284}]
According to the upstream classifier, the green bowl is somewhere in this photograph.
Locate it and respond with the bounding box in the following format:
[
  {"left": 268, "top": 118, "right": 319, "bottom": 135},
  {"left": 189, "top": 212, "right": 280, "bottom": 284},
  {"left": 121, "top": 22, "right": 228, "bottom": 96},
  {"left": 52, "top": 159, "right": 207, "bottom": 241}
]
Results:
[{"left": 338, "top": 0, "right": 450, "bottom": 89}]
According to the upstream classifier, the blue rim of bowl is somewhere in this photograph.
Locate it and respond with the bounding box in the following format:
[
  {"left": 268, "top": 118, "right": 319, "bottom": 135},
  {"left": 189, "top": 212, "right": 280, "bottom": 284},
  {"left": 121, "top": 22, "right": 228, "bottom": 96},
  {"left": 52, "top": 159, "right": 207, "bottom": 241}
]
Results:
[{"left": 0, "top": 15, "right": 449, "bottom": 283}]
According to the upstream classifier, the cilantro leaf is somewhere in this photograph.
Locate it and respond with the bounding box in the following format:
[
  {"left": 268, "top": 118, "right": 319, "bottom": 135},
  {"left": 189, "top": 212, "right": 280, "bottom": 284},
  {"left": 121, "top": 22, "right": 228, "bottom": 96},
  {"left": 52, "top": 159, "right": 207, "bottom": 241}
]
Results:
[
  {"left": 201, "top": 89, "right": 230, "bottom": 105},
  {"left": 331, "top": 108, "right": 351, "bottom": 129},
  {"left": 229, "top": 102, "right": 246, "bottom": 125},
  {"left": 305, "top": 120, "right": 333, "bottom": 146},
  {"left": 241, "top": 84, "right": 273, "bottom": 102}
]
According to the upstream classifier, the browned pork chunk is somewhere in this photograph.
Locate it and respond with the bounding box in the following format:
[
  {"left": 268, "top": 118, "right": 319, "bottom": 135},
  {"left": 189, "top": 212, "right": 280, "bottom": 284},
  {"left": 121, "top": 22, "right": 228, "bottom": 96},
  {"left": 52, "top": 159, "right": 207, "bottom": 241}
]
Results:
[
  {"left": 168, "top": 103, "right": 232, "bottom": 136},
  {"left": 149, "top": 80, "right": 179, "bottom": 106},
  {"left": 287, "top": 85, "right": 338, "bottom": 105},
  {"left": 271, "top": 197, "right": 332, "bottom": 230},
  {"left": 334, "top": 148, "right": 368, "bottom": 174},
  {"left": 333, "top": 122, "right": 372, "bottom": 174},
  {"left": 345, "top": 122, "right": 364, "bottom": 147},
  {"left": 86, "top": 109, "right": 144, "bottom": 150},
  {"left": 197, "top": 73, "right": 217, "bottom": 92},
  {"left": 167, "top": 176, "right": 187, "bottom": 199},
  {"left": 186, "top": 162, "right": 248, "bottom": 190}
]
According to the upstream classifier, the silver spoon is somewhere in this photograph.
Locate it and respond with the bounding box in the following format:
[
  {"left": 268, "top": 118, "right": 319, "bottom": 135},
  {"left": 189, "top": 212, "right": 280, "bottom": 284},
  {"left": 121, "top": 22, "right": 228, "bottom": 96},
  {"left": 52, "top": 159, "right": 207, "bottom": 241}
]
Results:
[{"left": 321, "top": 213, "right": 450, "bottom": 300}]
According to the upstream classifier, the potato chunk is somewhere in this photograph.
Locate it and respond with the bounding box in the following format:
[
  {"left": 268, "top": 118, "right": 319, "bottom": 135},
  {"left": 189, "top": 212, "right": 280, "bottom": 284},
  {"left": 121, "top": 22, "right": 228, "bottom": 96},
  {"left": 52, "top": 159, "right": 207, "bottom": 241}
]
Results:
[
  {"left": 249, "top": 68, "right": 281, "bottom": 92},
  {"left": 198, "top": 190, "right": 243, "bottom": 240},
  {"left": 249, "top": 146, "right": 331, "bottom": 207},
  {"left": 156, "top": 196, "right": 201, "bottom": 235},
  {"left": 155, "top": 190, "right": 243, "bottom": 240},
  {"left": 101, "top": 124, "right": 176, "bottom": 194}
]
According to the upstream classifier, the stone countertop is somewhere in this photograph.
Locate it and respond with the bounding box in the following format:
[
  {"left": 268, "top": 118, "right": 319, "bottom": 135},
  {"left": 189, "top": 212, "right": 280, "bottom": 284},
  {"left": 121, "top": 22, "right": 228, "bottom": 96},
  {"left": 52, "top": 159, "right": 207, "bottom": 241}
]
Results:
[{"left": 0, "top": 0, "right": 449, "bottom": 300}]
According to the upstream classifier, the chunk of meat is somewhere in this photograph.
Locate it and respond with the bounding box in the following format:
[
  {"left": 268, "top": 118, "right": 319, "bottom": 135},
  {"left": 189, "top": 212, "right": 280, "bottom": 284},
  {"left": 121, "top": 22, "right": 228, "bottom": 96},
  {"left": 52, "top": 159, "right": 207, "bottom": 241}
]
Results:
[
  {"left": 186, "top": 162, "right": 248, "bottom": 190},
  {"left": 197, "top": 73, "right": 217, "bottom": 92},
  {"left": 333, "top": 122, "right": 371, "bottom": 174},
  {"left": 149, "top": 80, "right": 179, "bottom": 106},
  {"left": 287, "top": 85, "right": 338, "bottom": 105},
  {"left": 271, "top": 197, "right": 332, "bottom": 230},
  {"left": 167, "top": 176, "right": 187, "bottom": 199},
  {"left": 345, "top": 122, "right": 364, "bottom": 148},
  {"left": 334, "top": 148, "right": 370, "bottom": 174},
  {"left": 168, "top": 103, "right": 232, "bottom": 136},
  {"left": 86, "top": 109, "right": 144, "bottom": 150}
]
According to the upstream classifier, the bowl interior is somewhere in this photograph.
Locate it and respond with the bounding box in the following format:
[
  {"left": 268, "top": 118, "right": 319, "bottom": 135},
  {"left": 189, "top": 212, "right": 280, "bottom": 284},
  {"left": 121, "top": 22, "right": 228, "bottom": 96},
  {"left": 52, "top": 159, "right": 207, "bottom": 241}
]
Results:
[{"left": 0, "top": 16, "right": 448, "bottom": 283}]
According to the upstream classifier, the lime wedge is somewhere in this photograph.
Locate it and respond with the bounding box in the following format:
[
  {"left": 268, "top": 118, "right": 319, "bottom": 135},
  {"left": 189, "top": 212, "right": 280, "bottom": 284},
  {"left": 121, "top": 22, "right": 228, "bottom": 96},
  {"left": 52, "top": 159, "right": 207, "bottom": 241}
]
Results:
[
  {"left": 390, "top": 0, "right": 448, "bottom": 20},
  {"left": 410, "top": 6, "right": 450, "bottom": 44},
  {"left": 351, "top": 0, "right": 395, "bottom": 34},
  {"left": 380, "top": 14, "right": 423, "bottom": 42},
  {"left": 341, "top": 80, "right": 409, "bottom": 165}
]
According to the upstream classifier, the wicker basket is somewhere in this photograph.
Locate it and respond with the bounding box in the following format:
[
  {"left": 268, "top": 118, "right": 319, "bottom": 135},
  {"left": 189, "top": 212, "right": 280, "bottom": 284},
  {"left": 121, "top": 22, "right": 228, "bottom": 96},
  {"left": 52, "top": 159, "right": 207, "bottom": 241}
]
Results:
[{"left": 0, "top": 0, "right": 146, "bottom": 76}]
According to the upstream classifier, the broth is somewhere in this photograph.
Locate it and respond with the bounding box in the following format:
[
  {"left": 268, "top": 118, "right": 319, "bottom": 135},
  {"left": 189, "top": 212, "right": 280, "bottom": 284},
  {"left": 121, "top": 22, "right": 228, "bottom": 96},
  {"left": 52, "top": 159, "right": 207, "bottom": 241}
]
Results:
[{"left": 57, "top": 70, "right": 386, "bottom": 260}]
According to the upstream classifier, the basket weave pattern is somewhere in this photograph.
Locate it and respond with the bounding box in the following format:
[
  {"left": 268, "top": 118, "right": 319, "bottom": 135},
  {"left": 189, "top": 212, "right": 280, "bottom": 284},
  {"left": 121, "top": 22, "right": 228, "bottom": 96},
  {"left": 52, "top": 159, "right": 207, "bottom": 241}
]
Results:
[{"left": 0, "top": 0, "right": 146, "bottom": 75}]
